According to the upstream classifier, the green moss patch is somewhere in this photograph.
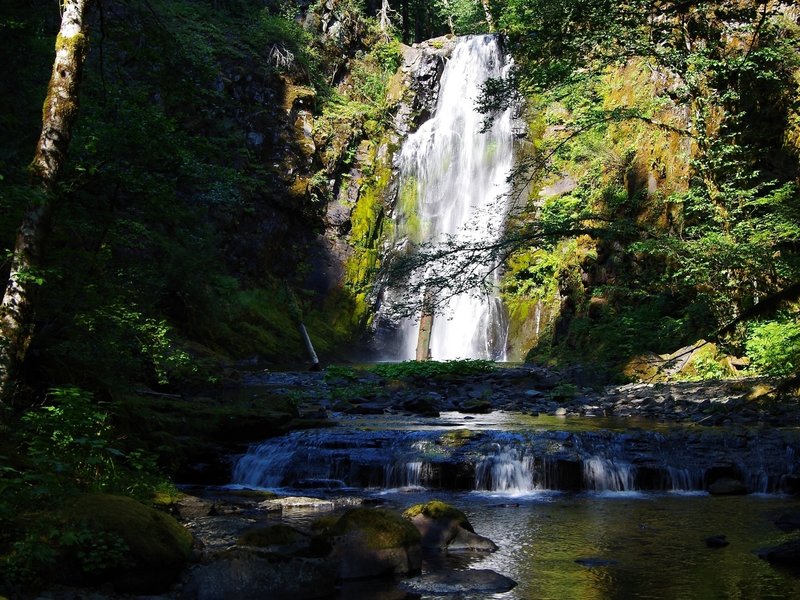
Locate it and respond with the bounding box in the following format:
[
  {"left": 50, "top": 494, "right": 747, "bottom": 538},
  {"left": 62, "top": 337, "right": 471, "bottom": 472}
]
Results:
[
  {"left": 402, "top": 500, "right": 472, "bottom": 531},
  {"left": 64, "top": 494, "right": 192, "bottom": 592},
  {"left": 330, "top": 508, "right": 420, "bottom": 550}
]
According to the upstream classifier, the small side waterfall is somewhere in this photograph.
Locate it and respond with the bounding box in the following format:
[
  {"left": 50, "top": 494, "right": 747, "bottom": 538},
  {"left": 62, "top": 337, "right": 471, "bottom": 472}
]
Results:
[
  {"left": 382, "top": 35, "right": 515, "bottom": 360},
  {"left": 475, "top": 445, "right": 537, "bottom": 494}
]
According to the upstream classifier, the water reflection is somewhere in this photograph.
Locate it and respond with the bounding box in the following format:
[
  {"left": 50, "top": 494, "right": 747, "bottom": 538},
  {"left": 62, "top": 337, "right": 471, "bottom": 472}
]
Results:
[{"left": 463, "top": 494, "right": 800, "bottom": 600}]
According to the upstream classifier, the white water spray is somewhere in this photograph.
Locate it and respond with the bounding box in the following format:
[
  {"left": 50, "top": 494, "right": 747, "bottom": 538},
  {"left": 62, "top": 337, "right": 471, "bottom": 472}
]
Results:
[{"left": 386, "top": 35, "right": 515, "bottom": 360}]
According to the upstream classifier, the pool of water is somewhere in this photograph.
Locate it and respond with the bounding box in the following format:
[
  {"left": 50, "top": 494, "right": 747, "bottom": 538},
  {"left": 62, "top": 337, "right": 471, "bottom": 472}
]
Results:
[{"left": 279, "top": 490, "right": 799, "bottom": 600}]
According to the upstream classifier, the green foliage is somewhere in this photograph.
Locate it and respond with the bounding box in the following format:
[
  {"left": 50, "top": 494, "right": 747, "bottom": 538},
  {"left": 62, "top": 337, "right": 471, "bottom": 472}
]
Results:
[
  {"left": 480, "top": 2, "right": 800, "bottom": 373},
  {"left": 547, "top": 382, "right": 579, "bottom": 402},
  {"left": 0, "top": 388, "right": 176, "bottom": 588},
  {"left": 371, "top": 359, "right": 495, "bottom": 379},
  {"left": 18, "top": 387, "right": 164, "bottom": 500},
  {"left": 432, "top": 0, "right": 488, "bottom": 35},
  {"left": 745, "top": 317, "right": 800, "bottom": 377}
]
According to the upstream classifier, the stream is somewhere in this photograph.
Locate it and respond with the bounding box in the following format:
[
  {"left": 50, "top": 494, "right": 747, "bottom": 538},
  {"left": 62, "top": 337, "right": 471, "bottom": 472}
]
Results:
[{"left": 219, "top": 409, "right": 800, "bottom": 599}]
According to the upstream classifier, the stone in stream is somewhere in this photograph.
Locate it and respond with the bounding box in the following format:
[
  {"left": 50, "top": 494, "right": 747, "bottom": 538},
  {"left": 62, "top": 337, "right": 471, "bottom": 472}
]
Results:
[
  {"left": 399, "top": 569, "right": 517, "bottom": 595},
  {"left": 575, "top": 557, "right": 619, "bottom": 567},
  {"left": 775, "top": 512, "right": 800, "bottom": 533},
  {"left": 758, "top": 539, "right": 800, "bottom": 568},
  {"left": 704, "top": 535, "right": 730, "bottom": 548},
  {"left": 181, "top": 548, "right": 336, "bottom": 600},
  {"left": 402, "top": 500, "right": 498, "bottom": 552},
  {"left": 260, "top": 496, "right": 335, "bottom": 511},
  {"left": 325, "top": 508, "right": 422, "bottom": 579}
]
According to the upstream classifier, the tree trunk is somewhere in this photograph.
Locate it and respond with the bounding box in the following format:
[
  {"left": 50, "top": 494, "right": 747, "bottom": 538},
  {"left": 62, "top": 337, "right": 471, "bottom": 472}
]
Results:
[
  {"left": 378, "top": 0, "right": 392, "bottom": 33},
  {"left": 480, "top": 0, "right": 494, "bottom": 31},
  {"left": 415, "top": 289, "right": 434, "bottom": 361},
  {"left": 0, "top": 0, "right": 92, "bottom": 412}
]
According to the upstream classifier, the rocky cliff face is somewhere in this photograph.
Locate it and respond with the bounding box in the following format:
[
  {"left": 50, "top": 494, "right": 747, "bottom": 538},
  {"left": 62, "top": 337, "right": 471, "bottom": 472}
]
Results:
[{"left": 310, "top": 36, "right": 456, "bottom": 337}]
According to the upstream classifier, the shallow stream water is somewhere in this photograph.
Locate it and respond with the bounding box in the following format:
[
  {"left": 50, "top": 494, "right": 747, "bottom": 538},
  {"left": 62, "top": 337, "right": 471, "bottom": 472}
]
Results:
[{"left": 227, "top": 412, "right": 800, "bottom": 599}]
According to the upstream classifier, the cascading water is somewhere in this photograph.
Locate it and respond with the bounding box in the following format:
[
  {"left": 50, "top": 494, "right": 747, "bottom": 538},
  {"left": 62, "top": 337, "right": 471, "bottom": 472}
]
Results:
[
  {"left": 381, "top": 35, "right": 515, "bottom": 360},
  {"left": 229, "top": 420, "right": 800, "bottom": 495}
]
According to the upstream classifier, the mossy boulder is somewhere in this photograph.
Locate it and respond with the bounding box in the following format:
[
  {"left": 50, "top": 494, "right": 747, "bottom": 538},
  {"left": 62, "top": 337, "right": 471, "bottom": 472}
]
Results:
[
  {"left": 63, "top": 494, "right": 193, "bottom": 593},
  {"left": 402, "top": 500, "right": 497, "bottom": 553},
  {"left": 327, "top": 508, "right": 422, "bottom": 579},
  {"left": 402, "top": 500, "right": 473, "bottom": 531}
]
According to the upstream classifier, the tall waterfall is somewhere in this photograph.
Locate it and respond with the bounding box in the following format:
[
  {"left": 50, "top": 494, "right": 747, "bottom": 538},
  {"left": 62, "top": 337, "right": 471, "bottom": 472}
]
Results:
[{"left": 383, "top": 35, "right": 515, "bottom": 360}]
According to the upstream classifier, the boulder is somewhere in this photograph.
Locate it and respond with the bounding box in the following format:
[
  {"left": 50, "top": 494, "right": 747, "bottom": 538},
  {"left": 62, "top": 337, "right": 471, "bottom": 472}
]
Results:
[
  {"left": 62, "top": 494, "right": 193, "bottom": 593},
  {"left": 704, "top": 535, "right": 730, "bottom": 548},
  {"left": 758, "top": 539, "right": 800, "bottom": 567},
  {"left": 402, "top": 500, "right": 497, "bottom": 552},
  {"left": 260, "top": 496, "right": 334, "bottom": 511},
  {"left": 326, "top": 508, "right": 422, "bottom": 579},
  {"left": 399, "top": 569, "right": 517, "bottom": 595},
  {"left": 775, "top": 512, "right": 800, "bottom": 533},
  {"left": 182, "top": 548, "right": 336, "bottom": 600}
]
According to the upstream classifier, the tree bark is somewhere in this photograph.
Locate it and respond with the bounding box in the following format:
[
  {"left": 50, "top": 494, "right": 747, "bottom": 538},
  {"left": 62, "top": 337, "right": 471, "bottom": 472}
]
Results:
[
  {"left": 378, "top": 0, "right": 392, "bottom": 33},
  {"left": 0, "top": 0, "right": 92, "bottom": 413},
  {"left": 480, "top": 0, "right": 494, "bottom": 31},
  {"left": 415, "top": 289, "right": 434, "bottom": 361}
]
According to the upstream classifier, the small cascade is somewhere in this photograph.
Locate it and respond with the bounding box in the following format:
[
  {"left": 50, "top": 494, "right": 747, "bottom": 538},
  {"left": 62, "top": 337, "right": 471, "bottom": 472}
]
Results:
[
  {"left": 379, "top": 35, "right": 515, "bottom": 360},
  {"left": 665, "top": 467, "right": 706, "bottom": 492},
  {"left": 229, "top": 420, "right": 800, "bottom": 495},
  {"left": 475, "top": 445, "right": 536, "bottom": 493},
  {"left": 385, "top": 461, "right": 430, "bottom": 489},
  {"left": 583, "top": 457, "right": 637, "bottom": 492}
]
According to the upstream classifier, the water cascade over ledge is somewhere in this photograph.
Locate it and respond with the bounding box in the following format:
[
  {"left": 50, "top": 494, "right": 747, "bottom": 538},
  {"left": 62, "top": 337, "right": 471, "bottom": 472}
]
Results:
[
  {"left": 379, "top": 35, "right": 515, "bottom": 360},
  {"left": 231, "top": 415, "right": 800, "bottom": 496}
]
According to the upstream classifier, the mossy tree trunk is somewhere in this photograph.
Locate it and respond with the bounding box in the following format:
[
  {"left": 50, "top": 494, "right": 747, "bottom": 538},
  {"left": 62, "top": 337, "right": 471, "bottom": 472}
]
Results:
[
  {"left": 480, "top": 0, "right": 494, "bottom": 32},
  {"left": 0, "top": 0, "right": 92, "bottom": 415}
]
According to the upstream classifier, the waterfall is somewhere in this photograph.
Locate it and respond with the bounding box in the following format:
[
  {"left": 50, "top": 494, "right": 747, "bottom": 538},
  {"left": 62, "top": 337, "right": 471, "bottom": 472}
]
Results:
[
  {"left": 229, "top": 424, "right": 800, "bottom": 495},
  {"left": 475, "top": 444, "right": 536, "bottom": 494},
  {"left": 383, "top": 35, "right": 515, "bottom": 360},
  {"left": 583, "top": 457, "right": 637, "bottom": 492}
]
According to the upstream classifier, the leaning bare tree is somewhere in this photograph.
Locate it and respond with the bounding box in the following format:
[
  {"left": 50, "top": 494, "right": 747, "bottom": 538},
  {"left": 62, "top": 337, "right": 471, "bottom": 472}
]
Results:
[{"left": 0, "top": 0, "right": 93, "bottom": 414}]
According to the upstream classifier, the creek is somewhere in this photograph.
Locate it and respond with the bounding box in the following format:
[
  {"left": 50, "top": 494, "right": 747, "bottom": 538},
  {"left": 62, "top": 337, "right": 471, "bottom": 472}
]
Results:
[{"left": 222, "top": 409, "right": 800, "bottom": 599}]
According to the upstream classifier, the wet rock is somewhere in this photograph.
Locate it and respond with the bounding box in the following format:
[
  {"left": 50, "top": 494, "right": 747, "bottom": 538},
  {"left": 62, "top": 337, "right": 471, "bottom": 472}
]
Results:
[
  {"left": 402, "top": 396, "right": 440, "bottom": 417},
  {"left": 403, "top": 500, "right": 497, "bottom": 553},
  {"left": 459, "top": 398, "right": 492, "bottom": 414},
  {"left": 260, "top": 496, "right": 335, "bottom": 511},
  {"left": 775, "top": 513, "right": 800, "bottom": 533},
  {"left": 758, "top": 539, "right": 800, "bottom": 567},
  {"left": 704, "top": 535, "right": 730, "bottom": 548},
  {"left": 182, "top": 548, "right": 336, "bottom": 600},
  {"left": 708, "top": 478, "right": 748, "bottom": 496},
  {"left": 327, "top": 508, "right": 422, "bottom": 579},
  {"left": 575, "top": 557, "right": 619, "bottom": 567},
  {"left": 399, "top": 569, "right": 517, "bottom": 595}
]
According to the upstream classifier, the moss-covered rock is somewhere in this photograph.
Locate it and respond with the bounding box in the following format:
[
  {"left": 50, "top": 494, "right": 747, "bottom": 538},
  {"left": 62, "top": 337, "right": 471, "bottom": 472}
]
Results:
[
  {"left": 327, "top": 508, "right": 421, "bottom": 579},
  {"left": 63, "top": 494, "right": 192, "bottom": 593},
  {"left": 402, "top": 500, "right": 497, "bottom": 553},
  {"left": 330, "top": 508, "right": 420, "bottom": 550},
  {"left": 402, "top": 500, "right": 472, "bottom": 531}
]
